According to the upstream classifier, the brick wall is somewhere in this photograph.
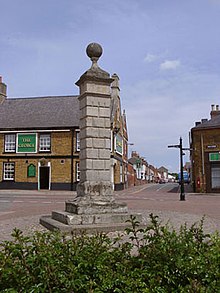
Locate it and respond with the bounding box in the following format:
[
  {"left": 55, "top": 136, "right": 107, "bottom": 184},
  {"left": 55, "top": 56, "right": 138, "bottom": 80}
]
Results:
[
  {"left": 0, "top": 130, "right": 79, "bottom": 190},
  {"left": 191, "top": 127, "right": 220, "bottom": 193}
]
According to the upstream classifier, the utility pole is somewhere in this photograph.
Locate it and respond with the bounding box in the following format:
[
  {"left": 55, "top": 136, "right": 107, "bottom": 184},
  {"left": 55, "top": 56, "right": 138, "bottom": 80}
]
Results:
[
  {"left": 168, "top": 137, "right": 189, "bottom": 201},
  {"left": 179, "top": 137, "right": 185, "bottom": 201}
]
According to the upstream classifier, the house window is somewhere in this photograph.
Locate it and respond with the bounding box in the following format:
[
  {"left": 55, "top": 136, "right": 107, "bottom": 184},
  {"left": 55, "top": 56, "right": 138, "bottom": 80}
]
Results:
[
  {"left": 76, "top": 131, "right": 80, "bottom": 151},
  {"left": 120, "top": 164, "right": 123, "bottom": 183},
  {"left": 3, "top": 162, "right": 15, "bottom": 180},
  {"left": 39, "top": 134, "right": 51, "bottom": 152},
  {"left": 76, "top": 162, "right": 80, "bottom": 182},
  {"left": 5, "top": 134, "right": 16, "bottom": 152}
]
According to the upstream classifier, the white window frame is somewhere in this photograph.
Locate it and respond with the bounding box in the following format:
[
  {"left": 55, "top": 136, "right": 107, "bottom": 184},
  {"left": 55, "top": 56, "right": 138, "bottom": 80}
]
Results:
[
  {"left": 76, "top": 130, "right": 80, "bottom": 151},
  {"left": 39, "top": 134, "right": 51, "bottom": 152},
  {"left": 3, "top": 162, "right": 15, "bottom": 181},
  {"left": 4, "top": 134, "right": 16, "bottom": 152},
  {"left": 76, "top": 162, "right": 80, "bottom": 182}
]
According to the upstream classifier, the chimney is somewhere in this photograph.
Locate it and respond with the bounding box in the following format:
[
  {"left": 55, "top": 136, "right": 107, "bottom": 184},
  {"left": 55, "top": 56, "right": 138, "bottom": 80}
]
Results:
[
  {"left": 131, "top": 151, "right": 139, "bottom": 158},
  {"left": 210, "top": 104, "right": 220, "bottom": 119},
  {"left": 0, "top": 76, "right": 7, "bottom": 104}
]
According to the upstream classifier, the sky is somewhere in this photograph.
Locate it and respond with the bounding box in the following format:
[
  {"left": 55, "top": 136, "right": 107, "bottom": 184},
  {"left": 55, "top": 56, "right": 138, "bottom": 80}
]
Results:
[{"left": 1, "top": 0, "right": 220, "bottom": 172}]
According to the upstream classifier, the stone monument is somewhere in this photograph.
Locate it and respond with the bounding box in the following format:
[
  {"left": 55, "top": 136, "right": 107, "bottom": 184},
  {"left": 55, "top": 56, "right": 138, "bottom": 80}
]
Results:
[{"left": 40, "top": 43, "right": 142, "bottom": 232}]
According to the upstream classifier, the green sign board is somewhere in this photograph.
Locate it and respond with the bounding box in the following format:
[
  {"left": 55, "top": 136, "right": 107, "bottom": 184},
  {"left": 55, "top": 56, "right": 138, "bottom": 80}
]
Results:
[
  {"left": 209, "top": 153, "right": 220, "bottom": 161},
  {"left": 17, "top": 134, "right": 37, "bottom": 153},
  {"left": 115, "top": 134, "right": 123, "bottom": 155},
  {"left": 27, "top": 164, "right": 36, "bottom": 177}
]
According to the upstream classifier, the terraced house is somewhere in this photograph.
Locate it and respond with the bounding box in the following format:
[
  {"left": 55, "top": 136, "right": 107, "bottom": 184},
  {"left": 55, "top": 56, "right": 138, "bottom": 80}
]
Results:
[{"left": 0, "top": 75, "right": 128, "bottom": 191}]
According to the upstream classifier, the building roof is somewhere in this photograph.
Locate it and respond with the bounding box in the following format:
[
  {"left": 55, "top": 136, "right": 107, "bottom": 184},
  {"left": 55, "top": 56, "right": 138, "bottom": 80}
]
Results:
[
  {"left": 0, "top": 95, "right": 80, "bottom": 130},
  {"left": 158, "top": 166, "right": 168, "bottom": 172},
  {"left": 192, "top": 115, "right": 220, "bottom": 131}
]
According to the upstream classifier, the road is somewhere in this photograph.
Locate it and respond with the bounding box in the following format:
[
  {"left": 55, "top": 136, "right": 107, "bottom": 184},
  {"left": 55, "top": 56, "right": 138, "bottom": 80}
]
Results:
[{"left": 0, "top": 183, "right": 220, "bottom": 242}]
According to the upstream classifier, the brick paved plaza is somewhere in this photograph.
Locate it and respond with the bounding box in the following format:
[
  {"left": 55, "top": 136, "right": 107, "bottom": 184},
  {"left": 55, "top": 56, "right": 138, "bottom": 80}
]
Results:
[{"left": 0, "top": 183, "right": 220, "bottom": 242}]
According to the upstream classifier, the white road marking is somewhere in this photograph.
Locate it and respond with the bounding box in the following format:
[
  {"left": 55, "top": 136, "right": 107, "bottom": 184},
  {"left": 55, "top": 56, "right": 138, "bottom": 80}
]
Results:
[
  {"left": 0, "top": 211, "right": 15, "bottom": 215},
  {"left": 156, "top": 185, "right": 168, "bottom": 192}
]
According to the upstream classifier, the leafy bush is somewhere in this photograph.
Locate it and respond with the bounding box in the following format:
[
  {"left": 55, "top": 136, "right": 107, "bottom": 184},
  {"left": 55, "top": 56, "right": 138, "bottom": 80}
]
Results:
[{"left": 0, "top": 214, "right": 219, "bottom": 292}]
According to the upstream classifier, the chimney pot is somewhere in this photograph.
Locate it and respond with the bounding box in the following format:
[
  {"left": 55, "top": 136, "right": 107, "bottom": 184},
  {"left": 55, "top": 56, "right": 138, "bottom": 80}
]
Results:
[
  {"left": 211, "top": 104, "right": 215, "bottom": 111},
  {"left": 0, "top": 76, "right": 7, "bottom": 103}
]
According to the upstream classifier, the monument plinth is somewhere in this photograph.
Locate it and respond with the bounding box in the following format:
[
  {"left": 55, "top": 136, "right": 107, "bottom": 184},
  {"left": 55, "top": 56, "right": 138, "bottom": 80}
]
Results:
[{"left": 40, "top": 43, "right": 142, "bottom": 232}]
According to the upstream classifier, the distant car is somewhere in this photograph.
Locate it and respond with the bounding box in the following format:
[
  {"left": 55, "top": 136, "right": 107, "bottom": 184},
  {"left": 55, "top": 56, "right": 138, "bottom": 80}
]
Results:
[{"left": 159, "top": 179, "right": 166, "bottom": 184}]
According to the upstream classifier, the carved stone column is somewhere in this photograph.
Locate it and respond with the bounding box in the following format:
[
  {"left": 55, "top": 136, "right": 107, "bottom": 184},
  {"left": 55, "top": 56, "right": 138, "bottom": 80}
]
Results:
[{"left": 40, "top": 43, "right": 142, "bottom": 230}]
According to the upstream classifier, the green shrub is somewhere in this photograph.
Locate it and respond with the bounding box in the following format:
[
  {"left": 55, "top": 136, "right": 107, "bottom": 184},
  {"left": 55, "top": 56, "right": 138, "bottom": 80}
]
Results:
[{"left": 0, "top": 214, "right": 219, "bottom": 292}]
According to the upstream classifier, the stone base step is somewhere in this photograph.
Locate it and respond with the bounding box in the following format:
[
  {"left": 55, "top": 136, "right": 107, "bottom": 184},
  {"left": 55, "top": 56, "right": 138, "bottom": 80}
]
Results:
[
  {"left": 40, "top": 214, "right": 144, "bottom": 234},
  {"left": 52, "top": 210, "right": 142, "bottom": 225}
]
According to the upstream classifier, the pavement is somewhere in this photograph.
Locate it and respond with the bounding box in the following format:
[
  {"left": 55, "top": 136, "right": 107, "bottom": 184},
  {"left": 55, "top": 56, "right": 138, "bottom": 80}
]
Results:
[{"left": 0, "top": 184, "right": 220, "bottom": 243}]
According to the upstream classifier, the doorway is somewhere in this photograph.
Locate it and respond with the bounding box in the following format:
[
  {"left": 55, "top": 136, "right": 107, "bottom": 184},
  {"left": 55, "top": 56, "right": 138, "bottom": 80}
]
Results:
[{"left": 39, "top": 166, "right": 50, "bottom": 190}]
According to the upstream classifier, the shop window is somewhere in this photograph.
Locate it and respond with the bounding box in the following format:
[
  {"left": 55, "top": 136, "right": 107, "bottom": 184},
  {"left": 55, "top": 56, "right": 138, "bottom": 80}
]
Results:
[
  {"left": 76, "top": 131, "right": 80, "bottom": 151},
  {"left": 39, "top": 134, "right": 51, "bottom": 152},
  {"left": 211, "top": 165, "right": 220, "bottom": 188},
  {"left": 76, "top": 162, "right": 80, "bottom": 182},
  {"left": 27, "top": 164, "right": 36, "bottom": 177},
  {"left": 4, "top": 134, "right": 16, "bottom": 152},
  {"left": 3, "top": 162, "right": 15, "bottom": 180}
]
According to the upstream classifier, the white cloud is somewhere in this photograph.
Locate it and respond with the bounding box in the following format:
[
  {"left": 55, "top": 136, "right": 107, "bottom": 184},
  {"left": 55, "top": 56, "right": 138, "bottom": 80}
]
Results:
[
  {"left": 160, "top": 60, "right": 181, "bottom": 70},
  {"left": 144, "top": 53, "right": 158, "bottom": 63}
]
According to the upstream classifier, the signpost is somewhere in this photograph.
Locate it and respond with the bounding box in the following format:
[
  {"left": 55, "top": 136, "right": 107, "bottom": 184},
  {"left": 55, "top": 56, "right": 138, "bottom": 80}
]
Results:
[{"left": 168, "top": 137, "right": 190, "bottom": 201}]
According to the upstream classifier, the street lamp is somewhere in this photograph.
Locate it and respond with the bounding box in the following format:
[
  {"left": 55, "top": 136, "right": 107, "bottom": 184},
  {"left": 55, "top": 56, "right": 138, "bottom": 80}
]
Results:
[{"left": 168, "top": 137, "right": 189, "bottom": 201}]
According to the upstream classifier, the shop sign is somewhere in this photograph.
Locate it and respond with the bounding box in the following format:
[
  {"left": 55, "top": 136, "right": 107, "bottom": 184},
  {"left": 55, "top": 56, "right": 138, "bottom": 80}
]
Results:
[
  {"left": 115, "top": 134, "right": 123, "bottom": 155},
  {"left": 209, "top": 153, "right": 220, "bottom": 161},
  {"left": 207, "top": 145, "right": 217, "bottom": 149},
  {"left": 17, "top": 133, "right": 37, "bottom": 153},
  {"left": 27, "top": 164, "right": 36, "bottom": 177}
]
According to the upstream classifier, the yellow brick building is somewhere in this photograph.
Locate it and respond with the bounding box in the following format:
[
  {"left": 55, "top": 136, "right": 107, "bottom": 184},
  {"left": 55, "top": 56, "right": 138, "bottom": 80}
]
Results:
[
  {"left": 190, "top": 104, "right": 220, "bottom": 193},
  {"left": 0, "top": 76, "right": 128, "bottom": 190}
]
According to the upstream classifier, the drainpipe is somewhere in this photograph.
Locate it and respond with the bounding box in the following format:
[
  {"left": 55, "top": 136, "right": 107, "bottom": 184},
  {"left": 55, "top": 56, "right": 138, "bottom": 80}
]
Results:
[
  {"left": 201, "top": 134, "right": 205, "bottom": 192},
  {"left": 71, "top": 128, "right": 74, "bottom": 191}
]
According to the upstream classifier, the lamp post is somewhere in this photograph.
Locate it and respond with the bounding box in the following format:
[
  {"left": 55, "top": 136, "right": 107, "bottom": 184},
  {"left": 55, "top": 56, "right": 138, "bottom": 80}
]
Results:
[
  {"left": 127, "top": 142, "right": 134, "bottom": 158},
  {"left": 168, "top": 137, "right": 189, "bottom": 201}
]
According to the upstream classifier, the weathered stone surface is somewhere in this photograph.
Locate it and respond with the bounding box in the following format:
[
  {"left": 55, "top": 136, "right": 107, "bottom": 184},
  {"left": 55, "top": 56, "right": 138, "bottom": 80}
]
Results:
[
  {"left": 76, "top": 181, "right": 113, "bottom": 197},
  {"left": 51, "top": 210, "right": 141, "bottom": 225},
  {"left": 40, "top": 43, "right": 142, "bottom": 232},
  {"left": 79, "top": 96, "right": 111, "bottom": 110}
]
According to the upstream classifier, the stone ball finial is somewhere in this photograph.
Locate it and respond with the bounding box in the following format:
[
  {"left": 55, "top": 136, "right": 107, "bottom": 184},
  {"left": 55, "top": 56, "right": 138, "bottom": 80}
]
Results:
[{"left": 86, "top": 43, "right": 103, "bottom": 60}]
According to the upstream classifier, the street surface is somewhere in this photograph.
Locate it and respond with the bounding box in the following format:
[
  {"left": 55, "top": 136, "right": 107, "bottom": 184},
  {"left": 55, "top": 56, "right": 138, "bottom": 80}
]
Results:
[{"left": 0, "top": 183, "right": 220, "bottom": 242}]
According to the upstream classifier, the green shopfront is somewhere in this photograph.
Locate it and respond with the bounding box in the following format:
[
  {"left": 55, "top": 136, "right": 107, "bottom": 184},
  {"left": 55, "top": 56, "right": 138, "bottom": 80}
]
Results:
[{"left": 204, "top": 152, "right": 220, "bottom": 192}]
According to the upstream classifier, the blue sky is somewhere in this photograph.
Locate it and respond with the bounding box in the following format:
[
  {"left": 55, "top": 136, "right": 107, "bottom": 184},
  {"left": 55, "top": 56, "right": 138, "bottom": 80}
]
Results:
[{"left": 1, "top": 0, "right": 220, "bottom": 172}]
